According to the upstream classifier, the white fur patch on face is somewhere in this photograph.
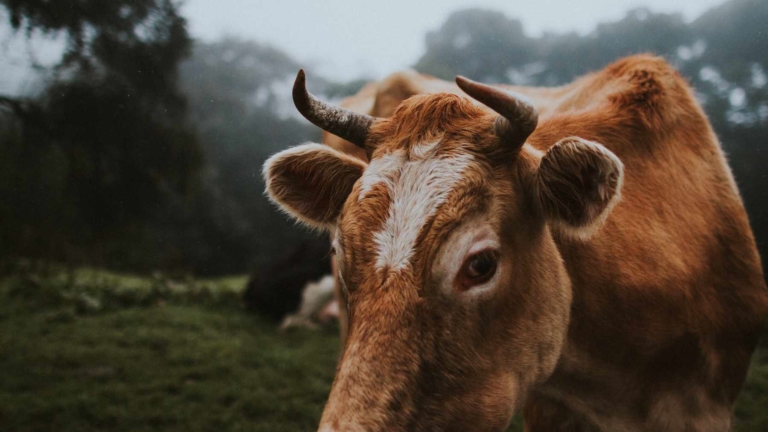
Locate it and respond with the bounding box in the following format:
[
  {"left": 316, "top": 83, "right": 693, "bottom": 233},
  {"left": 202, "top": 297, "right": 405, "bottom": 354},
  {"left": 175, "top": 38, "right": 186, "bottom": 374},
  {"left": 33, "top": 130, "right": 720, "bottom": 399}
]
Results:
[
  {"left": 363, "top": 146, "right": 474, "bottom": 271},
  {"left": 358, "top": 150, "right": 405, "bottom": 201},
  {"left": 409, "top": 138, "right": 441, "bottom": 160}
]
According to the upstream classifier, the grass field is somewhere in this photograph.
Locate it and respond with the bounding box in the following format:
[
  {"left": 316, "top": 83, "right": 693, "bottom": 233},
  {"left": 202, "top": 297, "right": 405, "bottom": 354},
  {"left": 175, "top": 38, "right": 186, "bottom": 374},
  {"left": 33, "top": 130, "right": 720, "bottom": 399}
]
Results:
[{"left": 0, "top": 268, "right": 765, "bottom": 431}]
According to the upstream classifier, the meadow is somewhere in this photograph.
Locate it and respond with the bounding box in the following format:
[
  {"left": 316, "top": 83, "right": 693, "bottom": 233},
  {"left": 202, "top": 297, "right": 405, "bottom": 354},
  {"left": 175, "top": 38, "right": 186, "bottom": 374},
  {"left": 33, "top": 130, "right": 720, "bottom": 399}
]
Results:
[{"left": 0, "top": 268, "right": 765, "bottom": 431}]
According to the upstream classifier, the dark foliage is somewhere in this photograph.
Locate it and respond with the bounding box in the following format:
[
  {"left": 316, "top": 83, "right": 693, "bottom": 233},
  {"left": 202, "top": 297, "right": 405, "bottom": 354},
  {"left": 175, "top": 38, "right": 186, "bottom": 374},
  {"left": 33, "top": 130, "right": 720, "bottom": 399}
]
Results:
[
  {"left": 415, "top": 9, "right": 533, "bottom": 83},
  {"left": 177, "top": 38, "right": 321, "bottom": 275},
  {"left": 0, "top": 0, "right": 203, "bottom": 271},
  {"left": 2, "top": 0, "right": 191, "bottom": 110}
]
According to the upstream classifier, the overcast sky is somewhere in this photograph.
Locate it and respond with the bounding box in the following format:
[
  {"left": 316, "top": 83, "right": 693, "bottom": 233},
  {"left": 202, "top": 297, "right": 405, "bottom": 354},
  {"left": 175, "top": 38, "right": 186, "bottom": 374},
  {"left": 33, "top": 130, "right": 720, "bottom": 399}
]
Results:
[{"left": 183, "top": 0, "right": 727, "bottom": 80}]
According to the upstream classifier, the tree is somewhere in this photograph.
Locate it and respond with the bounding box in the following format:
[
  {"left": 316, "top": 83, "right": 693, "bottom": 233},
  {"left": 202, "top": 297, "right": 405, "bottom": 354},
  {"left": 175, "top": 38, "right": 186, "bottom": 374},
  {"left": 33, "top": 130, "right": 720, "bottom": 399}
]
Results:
[
  {"left": 0, "top": 0, "right": 203, "bottom": 270},
  {"left": 414, "top": 9, "right": 534, "bottom": 82},
  {"left": 540, "top": 8, "right": 693, "bottom": 84},
  {"left": 176, "top": 38, "right": 322, "bottom": 275}
]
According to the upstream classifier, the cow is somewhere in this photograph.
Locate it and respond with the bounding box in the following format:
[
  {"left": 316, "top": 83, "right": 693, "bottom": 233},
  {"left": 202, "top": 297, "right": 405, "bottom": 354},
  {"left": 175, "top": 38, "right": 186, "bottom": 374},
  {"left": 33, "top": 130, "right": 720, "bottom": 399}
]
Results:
[
  {"left": 263, "top": 54, "right": 768, "bottom": 431},
  {"left": 280, "top": 274, "right": 338, "bottom": 330}
]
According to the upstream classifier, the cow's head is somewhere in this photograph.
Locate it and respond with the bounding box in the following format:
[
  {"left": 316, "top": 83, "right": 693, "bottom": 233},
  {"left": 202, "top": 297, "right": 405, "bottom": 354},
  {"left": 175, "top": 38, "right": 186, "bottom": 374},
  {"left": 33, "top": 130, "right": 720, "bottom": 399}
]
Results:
[{"left": 263, "top": 71, "right": 624, "bottom": 431}]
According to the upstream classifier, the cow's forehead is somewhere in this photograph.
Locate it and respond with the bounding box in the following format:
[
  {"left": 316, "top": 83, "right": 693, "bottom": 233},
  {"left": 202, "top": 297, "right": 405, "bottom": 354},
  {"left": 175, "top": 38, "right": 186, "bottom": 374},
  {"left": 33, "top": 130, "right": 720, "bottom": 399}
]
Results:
[{"left": 344, "top": 139, "right": 478, "bottom": 273}]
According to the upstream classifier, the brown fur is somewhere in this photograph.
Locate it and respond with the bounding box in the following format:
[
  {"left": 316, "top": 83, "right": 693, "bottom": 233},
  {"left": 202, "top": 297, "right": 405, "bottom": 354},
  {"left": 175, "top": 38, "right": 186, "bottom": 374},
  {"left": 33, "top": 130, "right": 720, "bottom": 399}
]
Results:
[
  {"left": 264, "top": 144, "right": 366, "bottom": 229},
  {"left": 265, "top": 55, "right": 768, "bottom": 431}
]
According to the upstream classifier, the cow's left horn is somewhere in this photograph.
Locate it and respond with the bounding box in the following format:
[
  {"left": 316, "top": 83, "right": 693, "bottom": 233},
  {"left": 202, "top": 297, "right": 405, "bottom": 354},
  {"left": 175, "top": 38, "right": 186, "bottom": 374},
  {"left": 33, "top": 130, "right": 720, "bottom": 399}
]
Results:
[
  {"left": 456, "top": 76, "right": 538, "bottom": 149},
  {"left": 293, "top": 69, "right": 375, "bottom": 148}
]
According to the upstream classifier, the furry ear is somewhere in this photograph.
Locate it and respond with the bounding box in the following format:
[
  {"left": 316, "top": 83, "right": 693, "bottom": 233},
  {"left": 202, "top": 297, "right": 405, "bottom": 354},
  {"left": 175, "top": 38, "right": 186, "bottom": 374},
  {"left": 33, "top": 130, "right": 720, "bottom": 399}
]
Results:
[
  {"left": 535, "top": 137, "right": 624, "bottom": 239},
  {"left": 263, "top": 143, "right": 366, "bottom": 229}
]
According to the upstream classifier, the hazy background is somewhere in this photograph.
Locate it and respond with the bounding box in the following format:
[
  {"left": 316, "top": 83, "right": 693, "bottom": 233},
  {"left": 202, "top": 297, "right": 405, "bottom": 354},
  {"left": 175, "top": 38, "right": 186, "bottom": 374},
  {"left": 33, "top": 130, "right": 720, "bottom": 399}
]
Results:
[
  {"left": 1, "top": 0, "right": 764, "bottom": 278},
  {"left": 183, "top": 0, "right": 728, "bottom": 80},
  {"left": 0, "top": 1, "right": 766, "bottom": 430}
]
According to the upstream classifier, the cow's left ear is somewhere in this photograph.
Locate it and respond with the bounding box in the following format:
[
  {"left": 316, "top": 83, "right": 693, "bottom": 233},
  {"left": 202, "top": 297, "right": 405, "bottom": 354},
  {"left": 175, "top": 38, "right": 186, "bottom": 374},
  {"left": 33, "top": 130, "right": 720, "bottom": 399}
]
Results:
[
  {"left": 263, "top": 143, "right": 367, "bottom": 230},
  {"left": 535, "top": 137, "right": 624, "bottom": 239}
]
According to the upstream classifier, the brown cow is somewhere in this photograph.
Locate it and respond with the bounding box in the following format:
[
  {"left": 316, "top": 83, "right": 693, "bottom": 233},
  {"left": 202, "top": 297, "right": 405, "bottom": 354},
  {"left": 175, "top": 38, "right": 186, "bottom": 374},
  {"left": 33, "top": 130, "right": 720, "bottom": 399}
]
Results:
[{"left": 264, "top": 55, "right": 768, "bottom": 431}]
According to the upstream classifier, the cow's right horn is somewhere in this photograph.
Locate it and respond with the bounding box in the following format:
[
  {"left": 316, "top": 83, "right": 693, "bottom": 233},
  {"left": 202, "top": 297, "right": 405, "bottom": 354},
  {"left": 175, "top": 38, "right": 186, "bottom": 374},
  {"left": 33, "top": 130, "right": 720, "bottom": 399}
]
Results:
[
  {"left": 293, "top": 69, "right": 375, "bottom": 149},
  {"left": 455, "top": 75, "right": 538, "bottom": 150}
]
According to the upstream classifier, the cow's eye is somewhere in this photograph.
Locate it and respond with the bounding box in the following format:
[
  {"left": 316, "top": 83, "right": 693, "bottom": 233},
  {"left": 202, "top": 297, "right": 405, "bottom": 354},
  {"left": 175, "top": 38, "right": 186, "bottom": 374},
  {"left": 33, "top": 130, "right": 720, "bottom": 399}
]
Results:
[{"left": 458, "top": 249, "right": 498, "bottom": 290}]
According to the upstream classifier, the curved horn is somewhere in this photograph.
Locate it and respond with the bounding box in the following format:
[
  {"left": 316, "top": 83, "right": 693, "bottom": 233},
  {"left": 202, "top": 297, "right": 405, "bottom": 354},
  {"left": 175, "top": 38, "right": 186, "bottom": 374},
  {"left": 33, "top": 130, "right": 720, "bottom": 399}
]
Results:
[
  {"left": 293, "top": 69, "right": 375, "bottom": 148},
  {"left": 455, "top": 76, "right": 538, "bottom": 148}
]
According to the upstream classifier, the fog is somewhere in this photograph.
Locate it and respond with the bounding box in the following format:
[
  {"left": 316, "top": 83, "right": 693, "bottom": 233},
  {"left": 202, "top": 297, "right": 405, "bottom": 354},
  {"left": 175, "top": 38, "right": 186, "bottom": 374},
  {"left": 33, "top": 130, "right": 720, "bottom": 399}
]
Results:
[
  {"left": 0, "top": 0, "right": 766, "bottom": 430},
  {"left": 0, "top": 0, "right": 729, "bottom": 92},
  {"left": 183, "top": 0, "right": 727, "bottom": 80}
]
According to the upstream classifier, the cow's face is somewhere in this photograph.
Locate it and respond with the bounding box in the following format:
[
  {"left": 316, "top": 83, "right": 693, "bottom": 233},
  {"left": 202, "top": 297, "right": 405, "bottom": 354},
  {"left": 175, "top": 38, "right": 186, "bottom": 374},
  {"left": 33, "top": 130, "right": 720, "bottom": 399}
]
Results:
[{"left": 264, "top": 74, "right": 623, "bottom": 432}]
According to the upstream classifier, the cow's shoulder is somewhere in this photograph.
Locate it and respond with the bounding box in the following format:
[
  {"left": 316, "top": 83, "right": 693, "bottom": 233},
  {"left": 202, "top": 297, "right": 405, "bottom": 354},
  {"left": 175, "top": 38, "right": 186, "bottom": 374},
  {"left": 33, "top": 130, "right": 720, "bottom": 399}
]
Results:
[
  {"left": 599, "top": 54, "right": 701, "bottom": 133},
  {"left": 531, "top": 54, "right": 712, "bottom": 160}
]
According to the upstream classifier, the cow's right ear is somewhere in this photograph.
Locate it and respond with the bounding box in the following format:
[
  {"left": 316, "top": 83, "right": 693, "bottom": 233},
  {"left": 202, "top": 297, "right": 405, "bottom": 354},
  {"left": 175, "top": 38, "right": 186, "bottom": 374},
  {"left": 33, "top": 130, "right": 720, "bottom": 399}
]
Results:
[
  {"left": 534, "top": 137, "right": 624, "bottom": 240},
  {"left": 263, "top": 143, "right": 367, "bottom": 230}
]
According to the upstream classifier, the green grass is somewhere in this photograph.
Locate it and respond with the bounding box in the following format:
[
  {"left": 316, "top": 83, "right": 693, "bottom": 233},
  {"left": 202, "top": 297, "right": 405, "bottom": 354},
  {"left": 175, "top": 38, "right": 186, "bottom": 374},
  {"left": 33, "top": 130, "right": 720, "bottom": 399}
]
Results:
[
  {"left": 0, "top": 270, "right": 339, "bottom": 432},
  {"left": 735, "top": 333, "right": 768, "bottom": 431},
  {"left": 0, "top": 269, "right": 764, "bottom": 431}
]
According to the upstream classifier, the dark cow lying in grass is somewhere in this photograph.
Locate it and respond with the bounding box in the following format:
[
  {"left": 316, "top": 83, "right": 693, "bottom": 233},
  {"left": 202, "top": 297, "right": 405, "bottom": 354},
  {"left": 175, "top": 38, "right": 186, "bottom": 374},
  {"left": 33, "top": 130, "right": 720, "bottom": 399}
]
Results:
[
  {"left": 264, "top": 55, "right": 768, "bottom": 431},
  {"left": 243, "top": 238, "right": 331, "bottom": 322}
]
